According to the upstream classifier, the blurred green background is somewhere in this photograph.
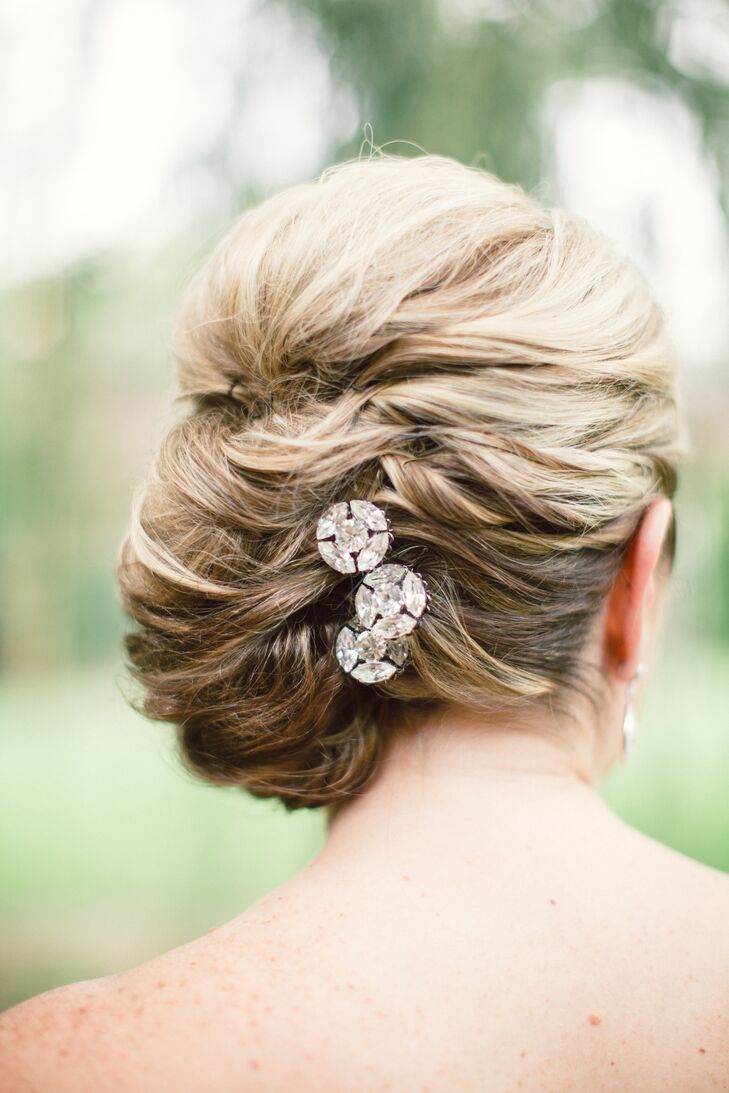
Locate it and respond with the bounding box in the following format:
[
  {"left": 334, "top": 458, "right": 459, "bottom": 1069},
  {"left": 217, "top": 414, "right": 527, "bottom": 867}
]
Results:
[{"left": 2, "top": 0, "right": 728, "bottom": 1010}]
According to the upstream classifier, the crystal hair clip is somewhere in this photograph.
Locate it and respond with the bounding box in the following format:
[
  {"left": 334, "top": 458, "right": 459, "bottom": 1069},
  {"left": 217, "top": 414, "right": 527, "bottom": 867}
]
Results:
[{"left": 316, "top": 500, "right": 430, "bottom": 684}]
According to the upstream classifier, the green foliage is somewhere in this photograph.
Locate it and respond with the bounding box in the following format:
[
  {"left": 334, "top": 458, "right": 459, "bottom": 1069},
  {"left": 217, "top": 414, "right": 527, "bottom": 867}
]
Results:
[{"left": 283, "top": 0, "right": 729, "bottom": 202}]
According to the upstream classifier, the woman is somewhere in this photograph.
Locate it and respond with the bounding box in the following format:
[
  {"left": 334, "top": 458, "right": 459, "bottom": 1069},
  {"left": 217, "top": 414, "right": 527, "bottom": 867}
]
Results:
[{"left": 2, "top": 153, "right": 727, "bottom": 1091}]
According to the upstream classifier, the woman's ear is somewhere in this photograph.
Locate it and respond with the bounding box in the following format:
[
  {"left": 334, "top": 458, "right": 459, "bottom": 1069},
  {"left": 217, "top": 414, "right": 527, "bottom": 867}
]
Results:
[{"left": 603, "top": 497, "right": 674, "bottom": 682}]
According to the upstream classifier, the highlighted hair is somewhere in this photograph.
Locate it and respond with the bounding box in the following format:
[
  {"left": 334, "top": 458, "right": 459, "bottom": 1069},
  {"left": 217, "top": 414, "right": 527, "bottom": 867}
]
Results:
[{"left": 118, "top": 153, "right": 683, "bottom": 809}]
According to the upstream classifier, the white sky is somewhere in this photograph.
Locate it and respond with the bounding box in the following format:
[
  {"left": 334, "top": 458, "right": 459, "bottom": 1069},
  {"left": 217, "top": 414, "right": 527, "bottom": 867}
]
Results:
[
  {"left": 2, "top": 0, "right": 728, "bottom": 373},
  {"left": 545, "top": 77, "right": 729, "bottom": 371},
  {"left": 0, "top": 0, "right": 355, "bottom": 280}
]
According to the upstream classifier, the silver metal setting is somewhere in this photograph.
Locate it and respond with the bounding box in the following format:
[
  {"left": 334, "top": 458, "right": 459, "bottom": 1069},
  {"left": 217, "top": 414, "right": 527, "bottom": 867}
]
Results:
[
  {"left": 355, "top": 563, "right": 429, "bottom": 637},
  {"left": 317, "top": 500, "right": 392, "bottom": 574},
  {"left": 317, "top": 498, "right": 430, "bottom": 685},
  {"left": 335, "top": 618, "right": 410, "bottom": 684}
]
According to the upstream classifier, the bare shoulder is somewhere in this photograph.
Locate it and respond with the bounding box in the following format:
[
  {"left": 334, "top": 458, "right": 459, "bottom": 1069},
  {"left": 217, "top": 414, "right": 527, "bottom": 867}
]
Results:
[
  {"left": 611, "top": 821, "right": 729, "bottom": 1020},
  {"left": 2, "top": 841, "right": 729, "bottom": 1092},
  {"left": 0, "top": 977, "right": 114, "bottom": 1093},
  {"left": 622, "top": 818, "right": 729, "bottom": 924},
  {"left": 0, "top": 884, "right": 346, "bottom": 1093}
]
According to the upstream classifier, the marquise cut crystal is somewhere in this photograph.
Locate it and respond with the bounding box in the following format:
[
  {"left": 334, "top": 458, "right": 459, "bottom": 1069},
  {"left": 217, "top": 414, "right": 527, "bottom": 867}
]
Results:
[
  {"left": 317, "top": 500, "right": 391, "bottom": 573},
  {"left": 321, "top": 500, "right": 429, "bottom": 685},
  {"left": 335, "top": 618, "right": 409, "bottom": 684},
  {"left": 354, "top": 563, "right": 428, "bottom": 636},
  {"left": 334, "top": 624, "right": 359, "bottom": 673}
]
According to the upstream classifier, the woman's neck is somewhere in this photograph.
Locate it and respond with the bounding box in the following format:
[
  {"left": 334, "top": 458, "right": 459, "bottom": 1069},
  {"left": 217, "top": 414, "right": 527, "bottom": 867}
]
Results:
[{"left": 318, "top": 701, "right": 622, "bottom": 868}]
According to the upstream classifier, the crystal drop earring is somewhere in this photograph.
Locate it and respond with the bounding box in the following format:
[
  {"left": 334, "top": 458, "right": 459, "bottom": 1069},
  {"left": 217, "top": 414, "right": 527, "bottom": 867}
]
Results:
[{"left": 622, "top": 660, "right": 646, "bottom": 761}]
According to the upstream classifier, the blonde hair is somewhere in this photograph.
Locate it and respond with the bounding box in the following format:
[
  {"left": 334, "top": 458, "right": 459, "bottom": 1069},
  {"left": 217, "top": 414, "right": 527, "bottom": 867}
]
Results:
[{"left": 118, "top": 153, "right": 682, "bottom": 810}]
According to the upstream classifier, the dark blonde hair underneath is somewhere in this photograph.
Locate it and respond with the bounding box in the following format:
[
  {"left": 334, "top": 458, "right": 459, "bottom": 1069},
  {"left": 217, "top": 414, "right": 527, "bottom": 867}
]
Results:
[{"left": 118, "top": 153, "right": 682, "bottom": 810}]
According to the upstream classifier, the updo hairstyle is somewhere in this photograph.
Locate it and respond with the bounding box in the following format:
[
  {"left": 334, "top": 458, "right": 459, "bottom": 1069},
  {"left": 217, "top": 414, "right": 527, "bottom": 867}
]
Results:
[{"left": 118, "top": 153, "right": 681, "bottom": 810}]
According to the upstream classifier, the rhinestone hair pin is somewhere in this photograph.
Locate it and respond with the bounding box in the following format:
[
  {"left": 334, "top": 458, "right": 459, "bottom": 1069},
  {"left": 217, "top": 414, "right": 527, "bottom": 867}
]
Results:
[{"left": 316, "top": 500, "right": 430, "bottom": 684}]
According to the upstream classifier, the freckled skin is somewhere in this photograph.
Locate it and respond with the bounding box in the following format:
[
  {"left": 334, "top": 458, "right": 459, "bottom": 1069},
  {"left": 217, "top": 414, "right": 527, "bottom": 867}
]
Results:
[{"left": 1, "top": 773, "right": 729, "bottom": 1090}]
